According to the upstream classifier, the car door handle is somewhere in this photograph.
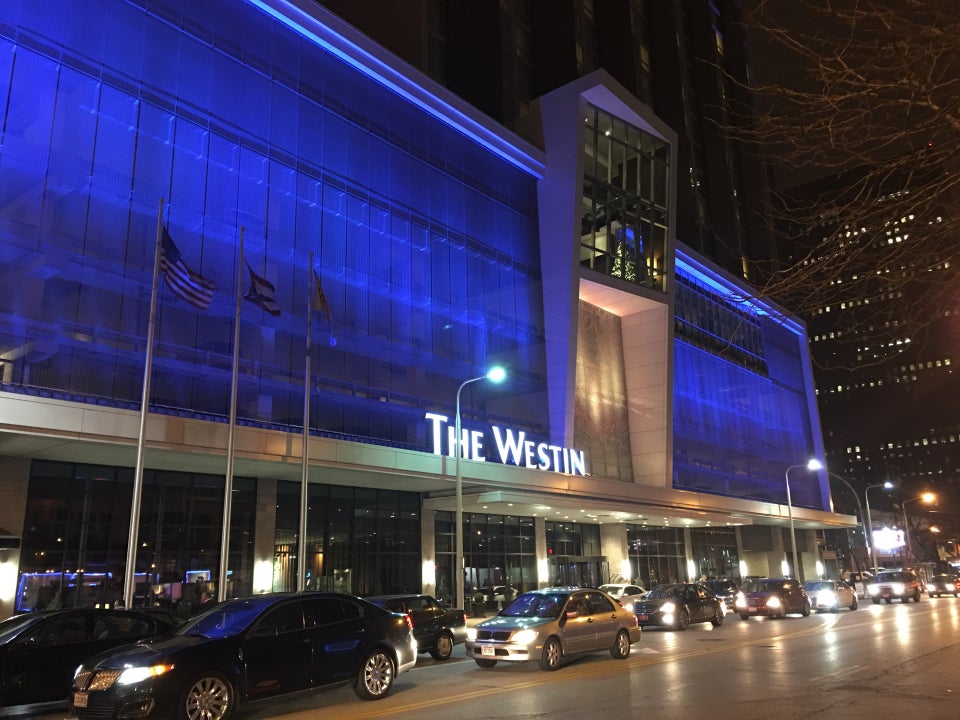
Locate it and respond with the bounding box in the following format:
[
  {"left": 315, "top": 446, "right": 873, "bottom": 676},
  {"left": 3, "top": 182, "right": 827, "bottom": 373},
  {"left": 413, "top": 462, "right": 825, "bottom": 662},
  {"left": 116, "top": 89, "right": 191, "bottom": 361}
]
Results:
[{"left": 586, "top": 618, "right": 594, "bottom": 623}]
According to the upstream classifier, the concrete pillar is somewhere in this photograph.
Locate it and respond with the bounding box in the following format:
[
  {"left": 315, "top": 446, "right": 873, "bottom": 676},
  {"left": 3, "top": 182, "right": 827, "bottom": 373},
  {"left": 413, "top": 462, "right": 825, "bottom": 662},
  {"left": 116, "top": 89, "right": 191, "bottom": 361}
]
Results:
[
  {"left": 0, "top": 457, "right": 29, "bottom": 620},
  {"left": 421, "top": 508, "right": 436, "bottom": 598},
  {"left": 600, "top": 524, "right": 629, "bottom": 582},
  {"left": 535, "top": 516, "right": 548, "bottom": 588},
  {"left": 252, "top": 478, "right": 277, "bottom": 593}
]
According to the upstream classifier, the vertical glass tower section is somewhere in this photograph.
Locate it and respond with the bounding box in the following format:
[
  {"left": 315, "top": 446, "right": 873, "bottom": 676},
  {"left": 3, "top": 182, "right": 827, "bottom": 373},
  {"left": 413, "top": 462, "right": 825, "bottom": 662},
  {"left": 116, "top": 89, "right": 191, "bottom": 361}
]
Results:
[
  {"left": 0, "top": 0, "right": 548, "bottom": 446},
  {"left": 579, "top": 103, "right": 670, "bottom": 293}
]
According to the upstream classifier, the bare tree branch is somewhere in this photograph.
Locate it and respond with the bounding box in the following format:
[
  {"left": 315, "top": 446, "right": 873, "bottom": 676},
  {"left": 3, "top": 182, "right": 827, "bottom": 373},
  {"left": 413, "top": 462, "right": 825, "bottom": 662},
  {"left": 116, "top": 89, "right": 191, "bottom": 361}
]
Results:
[{"left": 726, "top": 1, "right": 960, "bottom": 368}]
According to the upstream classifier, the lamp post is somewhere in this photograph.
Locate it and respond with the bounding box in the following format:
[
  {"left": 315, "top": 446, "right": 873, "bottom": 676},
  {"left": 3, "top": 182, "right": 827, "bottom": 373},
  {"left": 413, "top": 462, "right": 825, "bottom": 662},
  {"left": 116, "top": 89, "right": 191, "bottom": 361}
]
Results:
[
  {"left": 826, "top": 471, "right": 866, "bottom": 570},
  {"left": 864, "top": 481, "right": 894, "bottom": 572},
  {"left": 784, "top": 458, "right": 823, "bottom": 582},
  {"left": 455, "top": 366, "right": 506, "bottom": 611},
  {"left": 901, "top": 492, "right": 936, "bottom": 564}
]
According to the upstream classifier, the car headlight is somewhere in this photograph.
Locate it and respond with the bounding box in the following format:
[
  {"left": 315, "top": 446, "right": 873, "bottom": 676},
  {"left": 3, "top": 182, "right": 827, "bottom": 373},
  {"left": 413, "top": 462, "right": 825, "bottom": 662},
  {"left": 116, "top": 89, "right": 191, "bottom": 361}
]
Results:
[
  {"left": 766, "top": 596, "right": 782, "bottom": 608},
  {"left": 511, "top": 629, "right": 538, "bottom": 645},
  {"left": 868, "top": 585, "right": 879, "bottom": 595},
  {"left": 466, "top": 627, "right": 477, "bottom": 641},
  {"left": 661, "top": 601, "right": 676, "bottom": 613},
  {"left": 734, "top": 592, "right": 746, "bottom": 608},
  {"left": 819, "top": 590, "right": 837, "bottom": 606},
  {"left": 116, "top": 664, "right": 175, "bottom": 685},
  {"left": 927, "top": 584, "right": 936, "bottom": 593},
  {"left": 622, "top": 602, "right": 634, "bottom": 613},
  {"left": 891, "top": 583, "right": 905, "bottom": 594}
]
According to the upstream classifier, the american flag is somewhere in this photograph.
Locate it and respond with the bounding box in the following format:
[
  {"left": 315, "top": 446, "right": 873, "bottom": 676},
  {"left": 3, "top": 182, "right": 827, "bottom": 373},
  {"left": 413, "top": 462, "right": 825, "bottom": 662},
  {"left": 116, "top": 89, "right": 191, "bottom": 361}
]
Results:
[
  {"left": 244, "top": 263, "right": 281, "bottom": 316},
  {"left": 160, "top": 227, "right": 215, "bottom": 310}
]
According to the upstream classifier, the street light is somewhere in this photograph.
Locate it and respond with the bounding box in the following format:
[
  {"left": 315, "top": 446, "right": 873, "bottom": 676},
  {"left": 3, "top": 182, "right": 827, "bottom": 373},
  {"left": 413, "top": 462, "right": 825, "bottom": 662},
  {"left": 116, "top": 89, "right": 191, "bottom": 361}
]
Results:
[
  {"left": 455, "top": 366, "right": 506, "bottom": 611},
  {"left": 785, "top": 458, "right": 823, "bottom": 582},
  {"left": 901, "top": 492, "right": 936, "bottom": 564},
  {"left": 826, "top": 471, "right": 866, "bottom": 570},
  {"left": 864, "top": 481, "right": 894, "bottom": 572}
]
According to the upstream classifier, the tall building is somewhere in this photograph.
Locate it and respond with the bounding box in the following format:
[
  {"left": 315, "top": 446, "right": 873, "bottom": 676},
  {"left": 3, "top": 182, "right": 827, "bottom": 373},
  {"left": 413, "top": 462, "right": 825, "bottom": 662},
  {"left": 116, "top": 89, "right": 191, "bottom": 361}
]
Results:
[
  {"left": 0, "top": 0, "right": 847, "bottom": 618},
  {"left": 316, "top": 0, "right": 780, "bottom": 282},
  {"left": 794, "top": 172, "right": 959, "bottom": 559}
]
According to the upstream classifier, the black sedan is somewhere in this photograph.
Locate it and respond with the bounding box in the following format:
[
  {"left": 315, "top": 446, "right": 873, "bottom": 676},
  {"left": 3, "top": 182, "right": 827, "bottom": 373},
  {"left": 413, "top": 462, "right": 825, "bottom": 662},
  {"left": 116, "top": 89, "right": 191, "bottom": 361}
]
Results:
[
  {"left": 632, "top": 583, "right": 725, "bottom": 630},
  {"left": 70, "top": 592, "right": 417, "bottom": 720},
  {"left": 0, "top": 608, "right": 178, "bottom": 714}
]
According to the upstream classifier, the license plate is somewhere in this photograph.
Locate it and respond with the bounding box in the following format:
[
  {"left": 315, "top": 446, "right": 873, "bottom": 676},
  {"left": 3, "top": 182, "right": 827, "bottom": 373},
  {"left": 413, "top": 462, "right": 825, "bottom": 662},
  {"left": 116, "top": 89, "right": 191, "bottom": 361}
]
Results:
[
  {"left": 638, "top": 614, "right": 650, "bottom": 621},
  {"left": 73, "top": 692, "right": 88, "bottom": 709},
  {"left": 481, "top": 645, "right": 495, "bottom": 656},
  {"left": 749, "top": 605, "right": 757, "bottom": 609}
]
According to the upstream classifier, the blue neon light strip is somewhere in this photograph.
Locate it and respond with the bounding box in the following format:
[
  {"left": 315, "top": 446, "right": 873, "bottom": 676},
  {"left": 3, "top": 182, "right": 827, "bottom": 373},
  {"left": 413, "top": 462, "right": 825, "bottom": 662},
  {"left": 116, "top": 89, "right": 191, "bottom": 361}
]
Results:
[
  {"left": 675, "top": 250, "right": 804, "bottom": 335},
  {"left": 247, "top": 0, "right": 545, "bottom": 177}
]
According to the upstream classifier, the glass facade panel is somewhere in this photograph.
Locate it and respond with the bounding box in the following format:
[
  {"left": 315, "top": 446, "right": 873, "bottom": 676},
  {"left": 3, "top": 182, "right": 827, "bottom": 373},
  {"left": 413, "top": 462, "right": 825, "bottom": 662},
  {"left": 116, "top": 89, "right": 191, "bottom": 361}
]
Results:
[
  {"left": 434, "top": 511, "right": 536, "bottom": 608},
  {"left": 689, "top": 526, "right": 739, "bottom": 580},
  {"left": 580, "top": 104, "right": 670, "bottom": 292},
  {"left": 274, "top": 481, "right": 421, "bottom": 597},
  {"left": 626, "top": 525, "right": 686, "bottom": 589},
  {"left": 0, "top": 0, "right": 546, "bottom": 454},
  {"left": 673, "top": 264, "right": 823, "bottom": 510},
  {"left": 19, "top": 461, "right": 255, "bottom": 613}
]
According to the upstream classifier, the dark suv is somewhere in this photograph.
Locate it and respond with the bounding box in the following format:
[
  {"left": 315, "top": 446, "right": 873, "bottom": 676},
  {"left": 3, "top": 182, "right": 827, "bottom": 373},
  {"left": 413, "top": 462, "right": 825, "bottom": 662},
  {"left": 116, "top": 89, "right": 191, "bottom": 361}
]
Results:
[{"left": 868, "top": 569, "right": 922, "bottom": 604}]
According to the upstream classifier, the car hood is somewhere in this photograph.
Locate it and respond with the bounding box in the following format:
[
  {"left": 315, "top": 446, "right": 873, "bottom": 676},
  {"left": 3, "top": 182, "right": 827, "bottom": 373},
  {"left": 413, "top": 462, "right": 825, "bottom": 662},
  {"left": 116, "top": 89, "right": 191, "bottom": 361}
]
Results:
[
  {"left": 86, "top": 633, "right": 220, "bottom": 669},
  {"left": 476, "top": 615, "right": 552, "bottom": 632}
]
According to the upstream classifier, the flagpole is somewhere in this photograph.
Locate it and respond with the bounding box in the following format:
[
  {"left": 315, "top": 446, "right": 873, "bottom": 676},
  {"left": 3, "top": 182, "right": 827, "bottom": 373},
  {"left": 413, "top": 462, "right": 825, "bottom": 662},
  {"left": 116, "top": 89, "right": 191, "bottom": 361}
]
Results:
[
  {"left": 218, "top": 226, "right": 244, "bottom": 602},
  {"left": 298, "top": 251, "right": 313, "bottom": 592},
  {"left": 124, "top": 197, "right": 164, "bottom": 609}
]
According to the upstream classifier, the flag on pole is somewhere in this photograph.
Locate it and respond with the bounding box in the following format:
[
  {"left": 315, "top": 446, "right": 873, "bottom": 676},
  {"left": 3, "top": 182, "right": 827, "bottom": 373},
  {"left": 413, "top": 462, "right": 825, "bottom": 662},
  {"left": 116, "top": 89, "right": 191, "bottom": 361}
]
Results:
[
  {"left": 160, "top": 227, "right": 215, "bottom": 310},
  {"left": 244, "top": 263, "right": 281, "bottom": 316},
  {"left": 312, "top": 269, "right": 336, "bottom": 345}
]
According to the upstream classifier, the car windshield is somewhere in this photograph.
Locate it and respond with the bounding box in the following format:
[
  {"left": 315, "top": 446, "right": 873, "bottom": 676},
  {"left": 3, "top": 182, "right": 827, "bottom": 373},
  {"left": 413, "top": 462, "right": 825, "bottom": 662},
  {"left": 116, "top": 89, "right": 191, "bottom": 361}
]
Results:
[
  {"left": 709, "top": 581, "right": 736, "bottom": 592},
  {"left": 741, "top": 579, "right": 786, "bottom": 593},
  {"left": 877, "top": 572, "right": 909, "bottom": 582},
  {"left": 175, "top": 596, "right": 280, "bottom": 638},
  {"left": 646, "top": 584, "right": 684, "bottom": 599},
  {"left": 501, "top": 592, "right": 566, "bottom": 618},
  {"left": 804, "top": 581, "right": 834, "bottom": 591},
  {"left": 598, "top": 585, "right": 624, "bottom": 595}
]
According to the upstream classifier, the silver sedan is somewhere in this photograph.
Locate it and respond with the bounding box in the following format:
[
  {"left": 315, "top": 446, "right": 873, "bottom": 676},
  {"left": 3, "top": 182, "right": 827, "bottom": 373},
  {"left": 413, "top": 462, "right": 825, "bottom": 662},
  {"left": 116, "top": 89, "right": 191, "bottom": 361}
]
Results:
[{"left": 465, "top": 587, "right": 642, "bottom": 671}]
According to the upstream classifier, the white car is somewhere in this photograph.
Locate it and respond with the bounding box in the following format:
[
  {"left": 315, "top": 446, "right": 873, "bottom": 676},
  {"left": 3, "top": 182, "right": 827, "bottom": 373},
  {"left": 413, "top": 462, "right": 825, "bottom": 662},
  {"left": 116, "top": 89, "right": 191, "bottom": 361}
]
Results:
[
  {"left": 598, "top": 583, "right": 647, "bottom": 612},
  {"left": 803, "top": 579, "right": 858, "bottom": 611}
]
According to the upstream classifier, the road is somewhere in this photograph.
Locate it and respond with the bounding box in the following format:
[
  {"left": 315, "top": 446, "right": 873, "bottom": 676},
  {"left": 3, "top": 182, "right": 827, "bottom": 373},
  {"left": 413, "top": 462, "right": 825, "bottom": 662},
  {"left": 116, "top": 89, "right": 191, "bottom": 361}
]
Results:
[{"left": 37, "top": 597, "right": 960, "bottom": 720}]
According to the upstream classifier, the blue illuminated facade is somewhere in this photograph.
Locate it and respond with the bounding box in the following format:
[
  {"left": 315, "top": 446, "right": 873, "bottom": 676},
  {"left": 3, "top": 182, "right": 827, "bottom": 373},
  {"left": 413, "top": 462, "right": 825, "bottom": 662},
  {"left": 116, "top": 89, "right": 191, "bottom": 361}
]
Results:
[{"left": 0, "top": 0, "right": 848, "bottom": 616}]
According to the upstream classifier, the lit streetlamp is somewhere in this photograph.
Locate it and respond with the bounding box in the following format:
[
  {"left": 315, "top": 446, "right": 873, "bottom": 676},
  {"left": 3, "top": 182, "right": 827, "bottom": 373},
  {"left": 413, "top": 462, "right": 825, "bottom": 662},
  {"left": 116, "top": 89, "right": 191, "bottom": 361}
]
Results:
[
  {"left": 455, "top": 366, "right": 506, "bottom": 611},
  {"left": 901, "top": 492, "right": 936, "bottom": 564},
  {"left": 785, "top": 458, "right": 823, "bottom": 582},
  {"left": 864, "top": 481, "right": 894, "bottom": 572}
]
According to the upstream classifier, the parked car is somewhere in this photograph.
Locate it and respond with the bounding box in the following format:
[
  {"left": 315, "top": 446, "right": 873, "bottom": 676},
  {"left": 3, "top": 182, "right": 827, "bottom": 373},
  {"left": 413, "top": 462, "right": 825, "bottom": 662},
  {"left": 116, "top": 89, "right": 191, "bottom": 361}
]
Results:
[
  {"left": 0, "top": 607, "right": 178, "bottom": 714},
  {"left": 465, "top": 587, "right": 641, "bottom": 671},
  {"left": 366, "top": 593, "right": 466, "bottom": 660},
  {"left": 867, "top": 569, "right": 922, "bottom": 604},
  {"left": 704, "top": 578, "right": 740, "bottom": 607},
  {"left": 70, "top": 592, "right": 418, "bottom": 720},
  {"left": 927, "top": 574, "right": 960, "bottom": 597},
  {"left": 633, "top": 583, "right": 725, "bottom": 630},
  {"left": 598, "top": 583, "right": 647, "bottom": 611},
  {"left": 803, "top": 579, "right": 858, "bottom": 611},
  {"left": 735, "top": 578, "right": 811, "bottom": 619}
]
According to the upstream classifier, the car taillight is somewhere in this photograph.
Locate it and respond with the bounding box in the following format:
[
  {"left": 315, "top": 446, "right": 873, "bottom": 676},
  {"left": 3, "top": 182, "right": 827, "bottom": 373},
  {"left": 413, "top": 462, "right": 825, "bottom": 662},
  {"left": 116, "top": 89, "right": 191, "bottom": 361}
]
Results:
[
  {"left": 404, "top": 613, "right": 414, "bottom": 629},
  {"left": 460, "top": 612, "right": 466, "bottom": 624}
]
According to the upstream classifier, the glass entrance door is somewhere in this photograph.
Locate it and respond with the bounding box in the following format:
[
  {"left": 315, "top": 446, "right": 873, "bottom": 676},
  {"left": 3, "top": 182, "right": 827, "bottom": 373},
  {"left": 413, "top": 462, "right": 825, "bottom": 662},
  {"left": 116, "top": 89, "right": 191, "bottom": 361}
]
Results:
[{"left": 548, "top": 556, "right": 608, "bottom": 587}]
